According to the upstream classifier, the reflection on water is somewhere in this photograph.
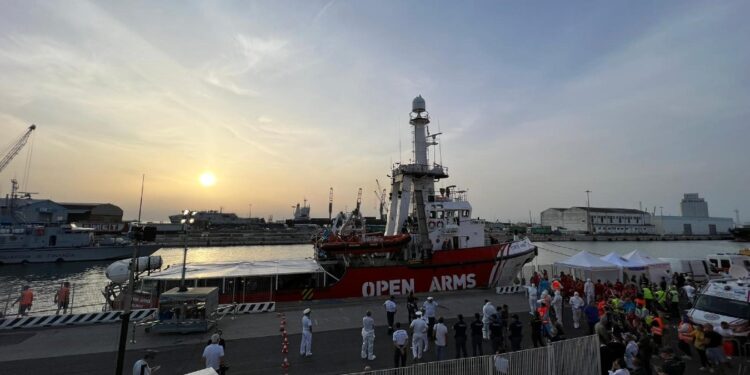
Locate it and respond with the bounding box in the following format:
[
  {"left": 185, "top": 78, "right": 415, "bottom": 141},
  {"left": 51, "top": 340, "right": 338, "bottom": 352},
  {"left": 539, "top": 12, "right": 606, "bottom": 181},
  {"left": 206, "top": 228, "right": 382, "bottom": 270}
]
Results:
[{"left": 0, "top": 241, "right": 744, "bottom": 316}]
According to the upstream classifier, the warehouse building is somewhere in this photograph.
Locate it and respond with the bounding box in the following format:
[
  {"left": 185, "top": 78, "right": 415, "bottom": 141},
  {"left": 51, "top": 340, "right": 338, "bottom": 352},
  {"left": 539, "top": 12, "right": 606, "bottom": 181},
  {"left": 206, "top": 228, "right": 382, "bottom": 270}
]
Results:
[
  {"left": 541, "top": 207, "right": 654, "bottom": 235},
  {"left": 652, "top": 194, "right": 733, "bottom": 235}
]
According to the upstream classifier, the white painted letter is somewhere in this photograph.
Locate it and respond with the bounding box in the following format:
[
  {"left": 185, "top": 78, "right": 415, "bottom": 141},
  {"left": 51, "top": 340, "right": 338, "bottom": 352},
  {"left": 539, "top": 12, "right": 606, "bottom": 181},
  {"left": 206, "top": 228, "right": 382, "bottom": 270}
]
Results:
[{"left": 362, "top": 282, "right": 375, "bottom": 297}]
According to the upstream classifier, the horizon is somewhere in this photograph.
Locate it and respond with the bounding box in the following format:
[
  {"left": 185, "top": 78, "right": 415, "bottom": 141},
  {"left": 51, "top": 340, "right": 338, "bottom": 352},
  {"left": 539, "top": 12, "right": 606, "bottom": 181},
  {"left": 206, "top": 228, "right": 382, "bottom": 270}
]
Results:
[{"left": 1, "top": 1, "right": 748, "bottom": 224}]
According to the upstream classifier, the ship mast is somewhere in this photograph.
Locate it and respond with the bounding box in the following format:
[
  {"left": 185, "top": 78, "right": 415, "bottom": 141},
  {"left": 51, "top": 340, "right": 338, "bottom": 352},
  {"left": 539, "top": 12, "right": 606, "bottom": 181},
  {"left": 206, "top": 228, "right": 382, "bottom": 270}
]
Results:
[{"left": 384, "top": 96, "right": 448, "bottom": 257}]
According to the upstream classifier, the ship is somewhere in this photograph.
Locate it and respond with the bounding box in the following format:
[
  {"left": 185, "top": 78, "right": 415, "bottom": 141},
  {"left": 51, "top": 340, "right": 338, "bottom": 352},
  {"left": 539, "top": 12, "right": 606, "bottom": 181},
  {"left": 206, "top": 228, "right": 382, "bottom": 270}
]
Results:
[
  {"left": 730, "top": 225, "right": 750, "bottom": 242},
  {"left": 109, "top": 96, "right": 537, "bottom": 307}
]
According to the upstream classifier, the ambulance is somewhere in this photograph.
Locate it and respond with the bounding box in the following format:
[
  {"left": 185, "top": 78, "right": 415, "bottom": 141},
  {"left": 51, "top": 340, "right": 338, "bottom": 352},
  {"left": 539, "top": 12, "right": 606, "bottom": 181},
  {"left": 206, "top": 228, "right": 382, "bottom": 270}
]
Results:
[{"left": 688, "top": 277, "right": 750, "bottom": 336}]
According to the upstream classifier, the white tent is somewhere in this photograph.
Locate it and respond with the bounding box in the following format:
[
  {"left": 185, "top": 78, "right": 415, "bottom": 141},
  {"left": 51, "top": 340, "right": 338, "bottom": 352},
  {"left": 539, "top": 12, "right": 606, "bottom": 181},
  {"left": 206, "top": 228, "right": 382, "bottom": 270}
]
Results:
[
  {"left": 623, "top": 249, "right": 671, "bottom": 282},
  {"left": 555, "top": 251, "right": 621, "bottom": 282}
]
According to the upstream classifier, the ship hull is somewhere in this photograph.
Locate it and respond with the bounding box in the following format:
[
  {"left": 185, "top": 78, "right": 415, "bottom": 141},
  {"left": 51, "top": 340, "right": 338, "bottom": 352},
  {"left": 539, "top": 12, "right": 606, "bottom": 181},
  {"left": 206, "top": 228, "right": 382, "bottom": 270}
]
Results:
[
  {"left": 212, "top": 240, "right": 538, "bottom": 304},
  {"left": 0, "top": 244, "right": 162, "bottom": 264},
  {"left": 730, "top": 227, "right": 750, "bottom": 242}
]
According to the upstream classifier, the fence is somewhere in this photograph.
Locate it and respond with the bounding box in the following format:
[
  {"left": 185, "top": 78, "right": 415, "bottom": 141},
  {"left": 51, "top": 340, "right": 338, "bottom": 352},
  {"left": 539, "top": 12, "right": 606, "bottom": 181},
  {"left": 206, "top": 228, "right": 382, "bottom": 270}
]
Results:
[
  {"left": 345, "top": 335, "right": 601, "bottom": 375},
  {"left": 1, "top": 279, "right": 109, "bottom": 318}
]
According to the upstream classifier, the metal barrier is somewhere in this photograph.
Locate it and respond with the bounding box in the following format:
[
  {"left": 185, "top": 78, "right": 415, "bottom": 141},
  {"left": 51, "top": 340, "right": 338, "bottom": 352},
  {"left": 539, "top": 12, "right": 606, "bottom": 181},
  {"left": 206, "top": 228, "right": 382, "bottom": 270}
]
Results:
[
  {"left": 495, "top": 285, "right": 522, "bottom": 294},
  {"left": 345, "top": 335, "right": 601, "bottom": 375}
]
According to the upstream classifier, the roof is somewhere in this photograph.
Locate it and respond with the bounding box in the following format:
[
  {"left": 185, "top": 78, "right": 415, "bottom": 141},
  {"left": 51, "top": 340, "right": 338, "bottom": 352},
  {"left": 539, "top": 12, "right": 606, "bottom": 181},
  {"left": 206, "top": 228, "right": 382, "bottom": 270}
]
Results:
[
  {"left": 555, "top": 251, "right": 621, "bottom": 270},
  {"left": 601, "top": 252, "right": 648, "bottom": 269},
  {"left": 623, "top": 249, "right": 670, "bottom": 266},
  {"left": 145, "top": 259, "right": 324, "bottom": 280},
  {"left": 572, "top": 207, "right": 647, "bottom": 214}
]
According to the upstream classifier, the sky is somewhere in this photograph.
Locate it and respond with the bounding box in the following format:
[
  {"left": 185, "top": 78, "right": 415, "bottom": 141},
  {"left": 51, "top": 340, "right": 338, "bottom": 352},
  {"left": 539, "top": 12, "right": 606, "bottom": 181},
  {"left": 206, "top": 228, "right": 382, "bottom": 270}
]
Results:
[{"left": 1, "top": 1, "right": 748, "bottom": 223}]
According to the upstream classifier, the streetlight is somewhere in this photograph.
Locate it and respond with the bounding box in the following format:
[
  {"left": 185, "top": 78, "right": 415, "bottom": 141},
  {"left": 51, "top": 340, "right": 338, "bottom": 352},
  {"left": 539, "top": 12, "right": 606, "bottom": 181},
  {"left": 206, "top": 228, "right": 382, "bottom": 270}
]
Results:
[
  {"left": 585, "top": 190, "right": 592, "bottom": 234},
  {"left": 179, "top": 209, "right": 196, "bottom": 292}
]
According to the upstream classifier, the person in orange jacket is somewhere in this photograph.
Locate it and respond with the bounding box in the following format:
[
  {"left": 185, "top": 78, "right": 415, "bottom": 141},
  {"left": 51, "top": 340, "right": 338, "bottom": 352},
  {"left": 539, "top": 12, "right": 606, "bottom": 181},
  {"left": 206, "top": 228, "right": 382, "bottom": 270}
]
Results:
[{"left": 12, "top": 285, "right": 34, "bottom": 317}]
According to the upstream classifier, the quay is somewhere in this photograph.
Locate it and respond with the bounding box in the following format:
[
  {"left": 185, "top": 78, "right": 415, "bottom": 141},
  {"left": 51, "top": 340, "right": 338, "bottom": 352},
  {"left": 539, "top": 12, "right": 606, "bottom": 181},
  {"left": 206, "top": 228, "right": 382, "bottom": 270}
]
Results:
[{"left": 0, "top": 288, "right": 742, "bottom": 375}]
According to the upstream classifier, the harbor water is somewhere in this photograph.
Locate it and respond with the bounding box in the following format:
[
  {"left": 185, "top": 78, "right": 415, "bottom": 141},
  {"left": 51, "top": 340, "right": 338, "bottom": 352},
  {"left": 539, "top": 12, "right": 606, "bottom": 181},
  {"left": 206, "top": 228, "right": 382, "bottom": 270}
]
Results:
[{"left": 0, "top": 241, "right": 745, "bottom": 316}]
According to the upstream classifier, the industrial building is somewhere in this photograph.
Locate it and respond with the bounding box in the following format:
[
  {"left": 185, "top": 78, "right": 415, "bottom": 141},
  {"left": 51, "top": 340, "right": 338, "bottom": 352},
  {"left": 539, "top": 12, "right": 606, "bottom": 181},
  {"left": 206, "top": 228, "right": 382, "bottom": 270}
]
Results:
[
  {"left": 652, "top": 194, "right": 734, "bottom": 235},
  {"left": 0, "top": 198, "right": 68, "bottom": 224},
  {"left": 541, "top": 207, "right": 655, "bottom": 235}
]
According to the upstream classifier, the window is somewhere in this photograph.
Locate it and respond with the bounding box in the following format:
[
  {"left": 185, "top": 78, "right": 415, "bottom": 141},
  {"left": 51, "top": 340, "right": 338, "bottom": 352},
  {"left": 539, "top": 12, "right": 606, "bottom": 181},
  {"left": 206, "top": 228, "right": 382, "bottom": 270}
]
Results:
[
  {"left": 693, "top": 294, "right": 749, "bottom": 319},
  {"left": 429, "top": 211, "right": 436, "bottom": 219}
]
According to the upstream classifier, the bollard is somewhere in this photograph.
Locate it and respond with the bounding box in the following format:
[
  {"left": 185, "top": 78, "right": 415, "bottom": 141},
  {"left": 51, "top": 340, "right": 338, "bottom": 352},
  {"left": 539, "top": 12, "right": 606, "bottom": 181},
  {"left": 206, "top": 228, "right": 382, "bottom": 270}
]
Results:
[
  {"left": 281, "top": 356, "right": 290, "bottom": 370},
  {"left": 281, "top": 342, "right": 288, "bottom": 353}
]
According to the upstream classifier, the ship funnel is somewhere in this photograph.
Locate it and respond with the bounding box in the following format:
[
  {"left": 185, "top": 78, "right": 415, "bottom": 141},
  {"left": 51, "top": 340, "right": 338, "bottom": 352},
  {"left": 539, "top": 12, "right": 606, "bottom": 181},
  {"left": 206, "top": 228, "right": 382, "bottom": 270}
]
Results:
[
  {"left": 105, "top": 255, "right": 163, "bottom": 284},
  {"left": 412, "top": 95, "right": 426, "bottom": 112}
]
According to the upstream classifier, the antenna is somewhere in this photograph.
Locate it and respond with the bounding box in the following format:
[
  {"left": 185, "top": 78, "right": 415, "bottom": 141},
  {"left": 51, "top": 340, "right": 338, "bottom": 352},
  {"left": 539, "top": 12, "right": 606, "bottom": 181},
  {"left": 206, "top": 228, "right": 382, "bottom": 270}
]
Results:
[
  {"left": 328, "top": 187, "right": 333, "bottom": 221},
  {"left": 137, "top": 174, "right": 145, "bottom": 223}
]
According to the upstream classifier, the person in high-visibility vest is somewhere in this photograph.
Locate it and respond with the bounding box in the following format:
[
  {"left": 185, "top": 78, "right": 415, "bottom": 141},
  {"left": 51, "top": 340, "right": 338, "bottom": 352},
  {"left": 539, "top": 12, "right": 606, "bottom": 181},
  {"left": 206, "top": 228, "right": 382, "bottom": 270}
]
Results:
[
  {"left": 654, "top": 287, "right": 667, "bottom": 311},
  {"left": 642, "top": 284, "right": 654, "bottom": 311},
  {"left": 11, "top": 285, "right": 33, "bottom": 317},
  {"left": 651, "top": 316, "right": 665, "bottom": 347},
  {"left": 668, "top": 286, "right": 680, "bottom": 320}
]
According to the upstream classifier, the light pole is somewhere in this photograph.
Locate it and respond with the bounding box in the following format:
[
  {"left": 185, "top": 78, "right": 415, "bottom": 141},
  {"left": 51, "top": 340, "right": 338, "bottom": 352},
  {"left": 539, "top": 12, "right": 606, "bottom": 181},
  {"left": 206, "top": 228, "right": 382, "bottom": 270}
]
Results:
[
  {"left": 179, "top": 209, "right": 196, "bottom": 292},
  {"left": 248, "top": 203, "right": 252, "bottom": 219},
  {"left": 585, "top": 190, "right": 592, "bottom": 234}
]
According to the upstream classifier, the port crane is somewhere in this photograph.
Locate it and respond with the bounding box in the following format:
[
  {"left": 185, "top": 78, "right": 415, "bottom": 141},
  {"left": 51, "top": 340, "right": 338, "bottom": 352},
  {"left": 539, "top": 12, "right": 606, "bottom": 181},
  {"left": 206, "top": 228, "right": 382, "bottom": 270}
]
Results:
[
  {"left": 373, "top": 179, "right": 387, "bottom": 221},
  {"left": 0, "top": 124, "right": 36, "bottom": 174},
  {"left": 328, "top": 187, "right": 334, "bottom": 221}
]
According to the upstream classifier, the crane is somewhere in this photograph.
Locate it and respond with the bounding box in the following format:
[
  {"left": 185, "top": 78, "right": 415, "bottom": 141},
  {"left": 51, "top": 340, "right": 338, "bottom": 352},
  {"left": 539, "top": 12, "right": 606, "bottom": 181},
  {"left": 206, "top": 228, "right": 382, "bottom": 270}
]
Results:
[
  {"left": 373, "top": 179, "right": 387, "bottom": 221},
  {"left": 353, "top": 187, "right": 362, "bottom": 216},
  {"left": 0, "top": 124, "right": 36, "bottom": 174}
]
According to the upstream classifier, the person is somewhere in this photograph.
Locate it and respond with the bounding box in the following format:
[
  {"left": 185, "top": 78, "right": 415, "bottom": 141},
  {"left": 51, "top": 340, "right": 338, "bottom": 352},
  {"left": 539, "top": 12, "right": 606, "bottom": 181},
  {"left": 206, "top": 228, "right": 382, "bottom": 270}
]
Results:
[
  {"left": 12, "top": 285, "right": 34, "bottom": 317},
  {"left": 676, "top": 316, "right": 693, "bottom": 360},
  {"left": 539, "top": 277, "right": 550, "bottom": 295},
  {"left": 433, "top": 317, "right": 448, "bottom": 361},
  {"left": 55, "top": 282, "right": 71, "bottom": 315},
  {"left": 508, "top": 314, "right": 523, "bottom": 351},
  {"left": 392, "top": 322, "right": 409, "bottom": 368},
  {"left": 423, "top": 296, "right": 438, "bottom": 338},
  {"left": 630, "top": 358, "right": 646, "bottom": 375},
  {"left": 489, "top": 314, "right": 504, "bottom": 353},
  {"left": 584, "top": 278, "right": 595, "bottom": 305},
  {"left": 300, "top": 308, "right": 313, "bottom": 356},
  {"left": 453, "top": 314, "right": 468, "bottom": 358},
  {"left": 203, "top": 334, "right": 225, "bottom": 373},
  {"left": 656, "top": 347, "right": 685, "bottom": 375},
  {"left": 526, "top": 283, "right": 538, "bottom": 315},
  {"left": 715, "top": 321, "right": 735, "bottom": 358},
  {"left": 642, "top": 284, "right": 654, "bottom": 312},
  {"left": 205, "top": 330, "right": 226, "bottom": 348},
  {"left": 133, "top": 350, "right": 159, "bottom": 375},
  {"left": 609, "top": 358, "right": 630, "bottom": 375},
  {"left": 482, "top": 299, "right": 495, "bottom": 340},
  {"left": 470, "top": 313, "right": 484, "bottom": 356},
  {"left": 406, "top": 292, "right": 418, "bottom": 322},
  {"left": 384, "top": 295, "right": 397, "bottom": 334},
  {"left": 530, "top": 311, "right": 545, "bottom": 348},
  {"left": 361, "top": 310, "right": 376, "bottom": 360},
  {"left": 703, "top": 324, "right": 730, "bottom": 371},
  {"left": 624, "top": 334, "right": 638, "bottom": 370},
  {"left": 595, "top": 316, "right": 612, "bottom": 345},
  {"left": 569, "top": 291, "right": 584, "bottom": 329},
  {"left": 681, "top": 283, "right": 695, "bottom": 303},
  {"left": 548, "top": 316, "right": 565, "bottom": 342},
  {"left": 584, "top": 303, "right": 600, "bottom": 335},
  {"left": 650, "top": 316, "right": 664, "bottom": 348},
  {"left": 667, "top": 286, "right": 680, "bottom": 320},
  {"left": 410, "top": 311, "right": 428, "bottom": 361},
  {"left": 551, "top": 290, "right": 563, "bottom": 321},
  {"left": 690, "top": 323, "right": 709, "bottom": 371}
]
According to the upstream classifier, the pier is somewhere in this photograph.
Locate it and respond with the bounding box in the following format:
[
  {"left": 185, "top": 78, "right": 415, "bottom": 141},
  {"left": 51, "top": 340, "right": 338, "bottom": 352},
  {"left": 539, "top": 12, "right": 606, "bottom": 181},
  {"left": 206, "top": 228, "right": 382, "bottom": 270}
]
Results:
[{"left": 0, "top": 288, "right": 741, "bottom": 374}]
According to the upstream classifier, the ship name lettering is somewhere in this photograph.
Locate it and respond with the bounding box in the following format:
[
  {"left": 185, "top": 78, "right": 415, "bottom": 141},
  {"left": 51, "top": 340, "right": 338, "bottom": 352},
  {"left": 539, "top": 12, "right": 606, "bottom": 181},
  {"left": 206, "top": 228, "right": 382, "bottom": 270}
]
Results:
[
  {"left": 429, "top": 273, "right": 476, "bottom": 292},
  {"left": 361, "top": 278, "right": 415, "bottom": 297}
]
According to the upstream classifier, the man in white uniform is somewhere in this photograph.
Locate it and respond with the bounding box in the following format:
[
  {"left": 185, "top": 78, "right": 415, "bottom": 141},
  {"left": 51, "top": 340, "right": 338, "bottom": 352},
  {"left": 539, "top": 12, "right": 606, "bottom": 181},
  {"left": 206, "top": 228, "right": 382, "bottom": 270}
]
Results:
[
  {"left": 551, "top": 290, "right": 563, "bottom": 321},
  {"left": 410, "top": 311, "right": 428, "bottom": 361},
  {"left": 482, "top": 299, "right": 496, "bottom": 339},
  {"left": 133, "top": 350, "right": 159, "bottom": 375},
  {"left": 384, "top": 295, "right": 397, "bottom": 334},
  {"left": 584, "top": 278, "right": 595, "bottom": 305},
  {"left": 300, "top": 308, "right": 313, "bottom": 356},
  {"left": 423, "top": 296, "right": 438, "bottom": 338},
  {"left": 569, "top": 291, "right": 584, "bottom": 329},
  {"left": 361, "top": 310, "right": 376, "bottom": 360},
  {"left": 526, "top": 284, "right": 538, "bottom": 315}
]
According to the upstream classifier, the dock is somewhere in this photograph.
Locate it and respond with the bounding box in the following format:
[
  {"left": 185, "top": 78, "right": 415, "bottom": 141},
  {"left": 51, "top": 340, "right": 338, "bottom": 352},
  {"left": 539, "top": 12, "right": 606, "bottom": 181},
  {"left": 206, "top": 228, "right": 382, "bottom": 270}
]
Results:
[{"left": 0, "top": 288, "right": 743, "bottom": 374}]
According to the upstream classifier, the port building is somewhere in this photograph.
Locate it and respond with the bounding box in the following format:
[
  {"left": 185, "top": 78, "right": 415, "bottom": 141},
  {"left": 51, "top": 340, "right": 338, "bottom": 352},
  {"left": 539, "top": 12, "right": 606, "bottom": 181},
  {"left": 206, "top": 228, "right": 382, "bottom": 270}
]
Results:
[
  {"left": 652, "top": 194, "right": 733, "bottom": 235},
  {"left": 540, "top": 207, "right": 655, "bottom": 235},
  {"left": 0, "top": 198, "right": 68, "bottom": 224}
]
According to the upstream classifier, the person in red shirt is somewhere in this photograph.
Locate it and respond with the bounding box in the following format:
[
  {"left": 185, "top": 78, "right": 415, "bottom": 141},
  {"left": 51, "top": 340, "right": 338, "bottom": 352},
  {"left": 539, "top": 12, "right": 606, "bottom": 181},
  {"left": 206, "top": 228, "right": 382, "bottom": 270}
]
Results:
[
  {"left": 55, "top": 281, "right": 71, "bottom": 315},
  {"left": 12, "top": 285, "right": 34, "bottom": 317}
]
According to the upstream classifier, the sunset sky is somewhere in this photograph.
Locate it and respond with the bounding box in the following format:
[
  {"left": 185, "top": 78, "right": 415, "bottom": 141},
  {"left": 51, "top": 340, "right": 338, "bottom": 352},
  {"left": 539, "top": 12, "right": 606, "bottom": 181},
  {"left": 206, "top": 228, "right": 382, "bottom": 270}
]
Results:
[{"left": 1, "top": 1, "right": 748, "bottom": 223}]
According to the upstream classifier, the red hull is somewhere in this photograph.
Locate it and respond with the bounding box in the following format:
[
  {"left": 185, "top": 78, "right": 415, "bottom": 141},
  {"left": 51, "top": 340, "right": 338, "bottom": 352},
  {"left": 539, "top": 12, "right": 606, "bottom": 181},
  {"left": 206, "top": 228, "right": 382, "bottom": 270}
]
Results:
[{"left": 216, "top": 242, "right": 537, "bottom": 304}]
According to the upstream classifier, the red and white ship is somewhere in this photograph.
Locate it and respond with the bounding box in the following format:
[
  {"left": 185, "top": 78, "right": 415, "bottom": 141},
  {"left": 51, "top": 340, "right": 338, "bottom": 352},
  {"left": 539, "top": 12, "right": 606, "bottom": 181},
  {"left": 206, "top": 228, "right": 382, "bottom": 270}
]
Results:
[{"left": 119, "top": 96, "right": 537, "bottom": 307}]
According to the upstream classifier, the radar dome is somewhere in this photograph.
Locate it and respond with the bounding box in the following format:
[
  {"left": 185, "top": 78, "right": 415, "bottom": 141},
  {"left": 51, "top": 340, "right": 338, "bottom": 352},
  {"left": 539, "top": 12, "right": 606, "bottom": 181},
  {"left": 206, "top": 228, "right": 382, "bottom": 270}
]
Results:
[{"left": 412, "top": 95, "right": 426, "bottom": 112}]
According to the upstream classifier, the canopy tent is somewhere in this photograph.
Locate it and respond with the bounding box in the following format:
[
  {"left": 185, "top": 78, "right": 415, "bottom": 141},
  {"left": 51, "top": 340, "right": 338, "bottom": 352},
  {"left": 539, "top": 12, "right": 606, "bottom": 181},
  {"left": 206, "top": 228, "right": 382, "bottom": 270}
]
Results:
[
  {"left": 554, "top": 251, "right": 622, "bottom": 282},
  {"left": 600, "top": 252, "right": 647, "bottom": 270},
  {"left": 623, "top": 249, "right": 671, "bottom": 282},
  {"left": 146, "top": 259, "right": 325, "bottom": 280}
]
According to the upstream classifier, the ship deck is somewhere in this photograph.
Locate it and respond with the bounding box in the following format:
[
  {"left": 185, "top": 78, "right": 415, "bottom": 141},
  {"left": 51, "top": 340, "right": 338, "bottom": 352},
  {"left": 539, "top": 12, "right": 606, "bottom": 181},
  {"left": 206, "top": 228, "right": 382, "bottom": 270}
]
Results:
[{"left": 0, "top": 289, "right": 737, "bottom": 375}]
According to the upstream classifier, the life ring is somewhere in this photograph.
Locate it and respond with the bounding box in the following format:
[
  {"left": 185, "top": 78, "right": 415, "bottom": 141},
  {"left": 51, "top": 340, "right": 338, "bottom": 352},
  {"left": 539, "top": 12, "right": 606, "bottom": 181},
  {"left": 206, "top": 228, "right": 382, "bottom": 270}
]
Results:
[
  {"left": 436, "top": 221, "right": 444, "bottom": 228},
  {"left": 428, "top": 221, "right": 436, "bottom": 229}
]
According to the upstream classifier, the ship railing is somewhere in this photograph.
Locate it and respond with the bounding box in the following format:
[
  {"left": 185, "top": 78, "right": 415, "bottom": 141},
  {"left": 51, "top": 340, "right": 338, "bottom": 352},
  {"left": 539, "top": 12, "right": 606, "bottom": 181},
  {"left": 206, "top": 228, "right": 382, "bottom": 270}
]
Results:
[{"left": 1, "top": 279, "right": 109, "bottom": 318}]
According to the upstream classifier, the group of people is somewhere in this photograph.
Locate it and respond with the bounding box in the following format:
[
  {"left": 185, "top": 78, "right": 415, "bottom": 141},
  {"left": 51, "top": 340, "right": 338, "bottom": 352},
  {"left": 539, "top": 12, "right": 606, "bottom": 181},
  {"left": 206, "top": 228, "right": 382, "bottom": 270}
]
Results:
[
  {"left": 526, "top": 269, "right": 736, "bottom": 375},
  {"left": 6, "top": 282, "right": 71, "bottom": 318}
]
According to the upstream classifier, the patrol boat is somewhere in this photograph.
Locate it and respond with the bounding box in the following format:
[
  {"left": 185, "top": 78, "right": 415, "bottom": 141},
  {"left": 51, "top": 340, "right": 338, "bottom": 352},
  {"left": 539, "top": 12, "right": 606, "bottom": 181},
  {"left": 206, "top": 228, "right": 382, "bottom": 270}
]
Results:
[{"left": 127, "top": 96, "right": 537, "bottom": 305}]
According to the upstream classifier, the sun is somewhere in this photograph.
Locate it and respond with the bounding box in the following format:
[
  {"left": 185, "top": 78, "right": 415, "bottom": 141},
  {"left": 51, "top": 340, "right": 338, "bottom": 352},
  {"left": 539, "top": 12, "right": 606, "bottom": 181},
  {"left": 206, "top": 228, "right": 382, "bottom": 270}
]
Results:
[{"left": 199, "top": 172, "right": 216, "bottom": 187}]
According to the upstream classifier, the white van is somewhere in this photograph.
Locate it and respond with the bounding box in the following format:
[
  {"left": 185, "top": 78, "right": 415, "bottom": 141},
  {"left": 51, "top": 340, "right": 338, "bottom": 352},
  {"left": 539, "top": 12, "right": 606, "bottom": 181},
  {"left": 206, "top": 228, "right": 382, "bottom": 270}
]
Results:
[
  {"left": 706, "top": 252, "right": 750, "bottom": 274},
  {"left": 687, "top": 278, "right": 749, "bottom": 337},
  {"left": 659, "top": 258, "right": 710, "bottom": 282}
]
